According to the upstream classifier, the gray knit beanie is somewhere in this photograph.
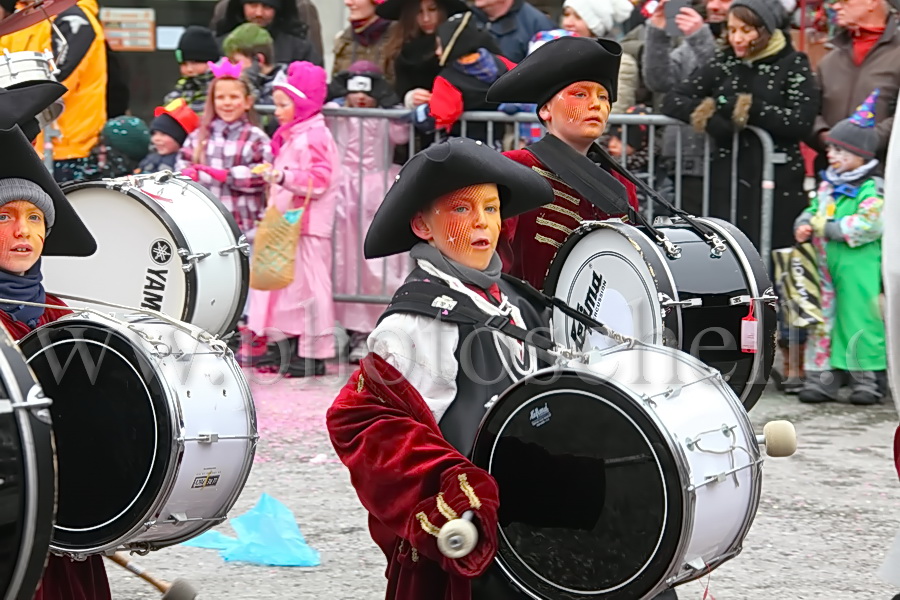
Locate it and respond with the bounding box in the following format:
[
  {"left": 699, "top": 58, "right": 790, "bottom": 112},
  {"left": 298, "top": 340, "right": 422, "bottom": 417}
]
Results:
[
  {"left": 825, "top": 89, "right": 880, "bottom": 159},
  {"left": 731, "top": 0, "right": 784, "bottom": 32},
  {"left": 0, "top": 178, "right": 55, "bottom": 227}
]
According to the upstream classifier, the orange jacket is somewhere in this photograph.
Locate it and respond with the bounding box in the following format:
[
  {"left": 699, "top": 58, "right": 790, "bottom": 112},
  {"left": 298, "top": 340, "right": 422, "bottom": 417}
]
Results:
[{"left": 0, "top": 0, "right": 107, "bottom": 160}]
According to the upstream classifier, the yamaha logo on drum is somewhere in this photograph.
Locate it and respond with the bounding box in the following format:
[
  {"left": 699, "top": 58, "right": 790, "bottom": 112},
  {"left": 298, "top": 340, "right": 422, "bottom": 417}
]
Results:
[{"left": 150, "top": 239, "right": 173, "bottom": 265}]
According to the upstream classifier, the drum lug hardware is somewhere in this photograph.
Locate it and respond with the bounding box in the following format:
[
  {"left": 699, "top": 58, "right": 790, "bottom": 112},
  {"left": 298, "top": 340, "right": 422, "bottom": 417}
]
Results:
[
  {"left": 195, "top": 432, "right": 219, "bottom": 444},
  {"left": 6, "top": 385, "right": 53, "bottom": 411},
  {"left": 659, "top": 293, "right": 702, "bottom": 309},
  {"left": 219, "top": 236, "right": 251, "bottom": 257},
  {"left": 484, "top": 395, "right": 499, "bottom": 410},
  {"left": 656, "top": 235, "right": 682, "bottom": 259},
  {"left": 729, "top": 294, "right": 778, "bottom": 306},
  {"left": 171, "top": 512, "right": 189, "bottom": 523},
  {"left": 705, "top": 234, "right": 728, "bottom": 258},
  {"left": 178, "top": 249, "right": 212, "bottom": 272}
]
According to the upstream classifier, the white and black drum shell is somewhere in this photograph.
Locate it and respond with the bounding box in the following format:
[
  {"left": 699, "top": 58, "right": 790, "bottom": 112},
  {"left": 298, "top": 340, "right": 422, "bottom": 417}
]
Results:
[
  {"left": 42, "top": 175, "right": 250, "bottom": 338},
  {"left": 18, "top": 312, "right": 257, "bottom": 556},
  {"left": 0, "top": 50, "right": 64, "bottom": 130},
  {"left": 471, "top": 345, "right": 762, "bottom": 599},
  {"left": 545, "top": 218, "right": 776, "bottom": 410},
  {"left": 0, "top": 330, "right": 54, "bottom": 600}
]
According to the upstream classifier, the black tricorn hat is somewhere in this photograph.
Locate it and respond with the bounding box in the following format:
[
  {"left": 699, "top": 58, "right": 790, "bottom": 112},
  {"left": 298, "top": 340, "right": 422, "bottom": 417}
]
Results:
[
  {"left": 364, "top": 138, "right": 554, "bottom": 259},
  {"left": 376, "top": 0, "right": 467, "bottom": 20},
  {"left": 436, "top": 12, "right": 497, "bottom": 66},
  {"left": 0, "top": 79, "right": 67, "bottom": 142},
  {"left": 0, "top": 84, "right": 97, "bottom": 257},
  {"left": 486, "top": 36, "right": 623, "bottom": 108}
]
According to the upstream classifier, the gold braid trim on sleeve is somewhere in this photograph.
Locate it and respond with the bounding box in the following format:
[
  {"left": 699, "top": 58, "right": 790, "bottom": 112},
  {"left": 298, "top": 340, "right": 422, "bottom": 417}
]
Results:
[
  {"left": 416, "top": 512, "right": 440, "bottom": 537},
  {"left": 458, "top": 473, "right": 482, "bottom": 509},
  {"left": 356, "top": 374, "right": 365, "bottom": 393},
  {"left": 436, "top": 493, "right": 458, "bottom": 521}
]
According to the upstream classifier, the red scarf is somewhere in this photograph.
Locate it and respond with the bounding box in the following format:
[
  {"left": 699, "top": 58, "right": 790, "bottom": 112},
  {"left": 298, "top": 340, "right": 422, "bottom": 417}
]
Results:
[{"left": 852, "top": 26, "right": 885, "bottom": 65}]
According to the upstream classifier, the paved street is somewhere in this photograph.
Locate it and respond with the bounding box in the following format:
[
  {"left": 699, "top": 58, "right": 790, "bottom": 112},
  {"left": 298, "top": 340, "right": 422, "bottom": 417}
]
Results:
[{"left": 105, "top": 363, "right": 900, "bottom": 600}]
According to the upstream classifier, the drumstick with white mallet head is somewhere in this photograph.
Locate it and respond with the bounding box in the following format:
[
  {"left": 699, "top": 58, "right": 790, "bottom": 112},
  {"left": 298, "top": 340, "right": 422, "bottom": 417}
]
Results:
[
  {"left": 105, "top": 553, "right": 199, "bottom": 599},
  {"left": 758, "top": 420, "right": 798, "bottom": 457},
  {"left": 437, "top": 510, "right": 479, "bottom": 559}
]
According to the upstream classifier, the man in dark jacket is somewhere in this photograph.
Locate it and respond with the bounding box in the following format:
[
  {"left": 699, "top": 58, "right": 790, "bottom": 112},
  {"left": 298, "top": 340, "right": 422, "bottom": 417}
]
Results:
[
  {"left": 813, "top": 0, "right": 900, "bottom": 166},
  {"left": 213, "top": 0, "right": 322, "bottom": 66},
  {"left": 470, "top": 0, "right": 556, "bottom": 61}
]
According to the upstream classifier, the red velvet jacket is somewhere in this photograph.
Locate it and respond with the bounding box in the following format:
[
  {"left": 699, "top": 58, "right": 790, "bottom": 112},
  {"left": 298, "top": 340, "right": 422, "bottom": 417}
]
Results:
[
  {"left": 326, "top": 354, "right": 501, "bottom": 600},
  {"left": 499, "top": 148, "right": 639, "bottom": 290},
  {"left": 0, "top": 294, "right": 113, "bottom": 600}
]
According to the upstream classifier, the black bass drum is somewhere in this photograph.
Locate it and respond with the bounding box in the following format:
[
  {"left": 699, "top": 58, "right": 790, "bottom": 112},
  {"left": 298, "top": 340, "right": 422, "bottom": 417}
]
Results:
[
  {"left": 0, "top": 327, "right": 55, "bottom": 600},
  {"left": 544, "top": 217, "right": 776, "bottom": 410}
]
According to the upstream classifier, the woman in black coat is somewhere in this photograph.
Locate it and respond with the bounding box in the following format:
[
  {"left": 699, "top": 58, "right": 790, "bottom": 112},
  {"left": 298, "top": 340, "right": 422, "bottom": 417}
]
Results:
[
  {"left": 662, "top": 0, "right": 819, "bottom": 251},
  {"left": 377, "top": 0, "right": 468, "bottom": 107}
]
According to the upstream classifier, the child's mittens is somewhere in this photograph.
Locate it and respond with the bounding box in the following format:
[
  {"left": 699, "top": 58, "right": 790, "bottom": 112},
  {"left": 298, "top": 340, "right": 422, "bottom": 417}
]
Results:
[
  {"left": 180, "top": 166, "right": 199, "bottom": 181},
  {"left": 809, "top": 214, "right": 828, "bottom": 238},
  {"left": 411, "top": 104, "right": 436, "bottom": 134},
  {"left": 197, "top": 165, "right": 229, "bottom": 183}
]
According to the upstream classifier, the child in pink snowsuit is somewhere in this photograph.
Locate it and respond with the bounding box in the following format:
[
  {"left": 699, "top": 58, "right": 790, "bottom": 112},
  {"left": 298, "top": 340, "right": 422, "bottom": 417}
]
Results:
[
  {"left": 246, "top": 61, "right": 341, "bottom": 377},
  {"left": 326, "top": 60, "right": 410, "bottom": 362}
]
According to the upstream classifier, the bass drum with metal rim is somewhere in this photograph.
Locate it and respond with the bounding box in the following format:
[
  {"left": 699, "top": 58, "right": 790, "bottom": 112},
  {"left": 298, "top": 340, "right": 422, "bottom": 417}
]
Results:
[
  {"left": 42, "top": 174, "right": 249, "bottom": 338},
  {"left": 471, "top": 343, "right": 762, "bottom": 599},
  {"left": 0, "top": 326, "right": 55, "bottom": 600},
  {"left": 544, "top": 217, "right": 776, "bottom": 410},
  {"left": 18, "top": 311, "right": 257, "bottom": 557}
]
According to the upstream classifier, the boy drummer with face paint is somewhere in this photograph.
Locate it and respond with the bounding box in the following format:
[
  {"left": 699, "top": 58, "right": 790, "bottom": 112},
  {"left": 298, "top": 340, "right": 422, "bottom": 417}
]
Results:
[
  {"left": 485, "top": 36, "right": 640, "bottom": 291},
  {"left": 0, "top": 83, "right": 106, "bottom": 599},
  {"left": 326, "top": 138, "right": 563, "bottom": 600}
]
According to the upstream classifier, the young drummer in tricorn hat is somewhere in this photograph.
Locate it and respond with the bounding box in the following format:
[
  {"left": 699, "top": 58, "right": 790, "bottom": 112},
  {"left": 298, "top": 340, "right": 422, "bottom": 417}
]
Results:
[
  {"left": 0, "top": 73, "right": 105, "bottom": 600},
  {"left": 485, "top": 36, "right": 640, "bottom": 291},
  {"left": 326, "top": 137, "right": 557, "bottom": 600}
]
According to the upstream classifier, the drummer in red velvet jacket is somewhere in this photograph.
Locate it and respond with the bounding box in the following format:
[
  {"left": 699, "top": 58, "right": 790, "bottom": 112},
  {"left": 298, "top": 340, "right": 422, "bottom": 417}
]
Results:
[
  {"left": 326, "top": 138, "right": 555, "bottom": 600},
  {"left": 0, "top": 119, "right": 105, "bottom": 597},
  {"left": 485, "top": 36, "right": 640, "bottom": 291}
]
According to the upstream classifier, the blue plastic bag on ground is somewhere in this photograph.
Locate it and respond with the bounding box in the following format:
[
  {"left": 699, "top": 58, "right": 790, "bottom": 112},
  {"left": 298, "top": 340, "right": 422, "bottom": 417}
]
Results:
[{"left": 181, "top": 494, "right": 320, "bottom": 567}]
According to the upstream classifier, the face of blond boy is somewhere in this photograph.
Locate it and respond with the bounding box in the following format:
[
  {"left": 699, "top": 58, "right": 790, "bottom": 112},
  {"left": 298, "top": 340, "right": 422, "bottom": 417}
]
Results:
[
  {"left": 411, "top": 183, "right": 502, "bottom": 271},
  {"left": 0, "top": 201, "right": 46, "bottom": 275},
  {"left": 539, "top": 81, "right": 611, "bottom": 152}
]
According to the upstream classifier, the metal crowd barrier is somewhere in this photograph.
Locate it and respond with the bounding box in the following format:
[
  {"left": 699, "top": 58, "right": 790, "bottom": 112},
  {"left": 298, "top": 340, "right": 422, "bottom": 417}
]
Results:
[{"left": 242, "top": 105, "right": 784, "bottom": 305}]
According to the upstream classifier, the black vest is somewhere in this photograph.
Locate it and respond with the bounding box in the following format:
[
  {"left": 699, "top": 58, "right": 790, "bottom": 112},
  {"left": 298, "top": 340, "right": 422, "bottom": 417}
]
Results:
[{"left": 379, "top": 268, "right": 549, "bottom": 456}]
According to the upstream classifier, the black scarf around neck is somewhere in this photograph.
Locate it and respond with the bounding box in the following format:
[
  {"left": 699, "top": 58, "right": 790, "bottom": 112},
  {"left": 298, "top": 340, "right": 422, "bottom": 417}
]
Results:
[
  {"left": 527, "top": 134, "right": 631, "bottom": 215},
  {"left": 0, "top": 260, "right": 46, "bottom": 328},
  {"left": 410, "top": 242, "right": 501, "bottom": 291}
]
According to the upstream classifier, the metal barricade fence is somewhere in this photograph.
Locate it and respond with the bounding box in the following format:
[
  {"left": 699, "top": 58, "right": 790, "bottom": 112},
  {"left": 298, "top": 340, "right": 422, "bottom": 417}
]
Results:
[{"left": 257, "top": 105, "right": 782, "bottom": 305}]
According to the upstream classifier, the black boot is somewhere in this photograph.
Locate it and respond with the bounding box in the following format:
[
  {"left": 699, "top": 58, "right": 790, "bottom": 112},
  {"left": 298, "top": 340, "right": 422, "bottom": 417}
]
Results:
[
  {"left": 798, "top": 370, "right": 840, "bottom": 403},
  {"left": 278, "top": 338, "right": 325, "bottom": 378},
  {"left": 849, "top": 370, "right": 883, "bottom": 405}
]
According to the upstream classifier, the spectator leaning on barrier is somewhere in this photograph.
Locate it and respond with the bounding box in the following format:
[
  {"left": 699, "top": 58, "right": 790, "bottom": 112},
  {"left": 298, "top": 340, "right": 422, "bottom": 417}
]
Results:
[
  {"left": 811, "top": 0, "right": 900, "bottom": 169},
  {"left": 215, "top": 0, "right": 321, "bottom": 66},
  {"left": 561, "top": 0, "right": 640, "bottom": 112},
  {"left": 163, "top": 26, "right": 220, "bottom": 114},
  {"left": 378, "top": 0, "right": 468, "bottom": 107},
  {"left": 470, "top": 0, "right": 557, "bottom": 62},
  {"left": 0, "top": 0, "right": 108, "bottom": 184},
  {"left": 326, "top": 61, "right": 410, "bottom": 363},
  {"left": 662, "top": 0, "right": 819, "bottom": 251},
  {"left": 212, "top": 0, "right": 325, "bottom": 59},
  {"left": 333, "top": 0, "right": 394, "bottom": 81},
  {"left": 642, "top": 0, "right": 727, "bottom": 214},
  {"left": 412, "top": 11, "right": 515, "bottom": 145}
]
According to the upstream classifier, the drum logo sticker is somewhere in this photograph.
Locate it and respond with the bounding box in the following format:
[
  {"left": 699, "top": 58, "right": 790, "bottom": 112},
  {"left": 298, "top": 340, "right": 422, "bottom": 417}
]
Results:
[
  {"left": 192, "top": 469, "right": 221, "bottom": 489},
  {"left": 141, "top": 268, "right": 168, "bottom": 312},
  {"left": 529, "top": 403, "right": 552, "bottom": 428},
  {"left": 570, "top": 270, "right": 606, "bottom": 348},
  {"left": 150, "top": 239, "right": 173, "bottom": 265}
]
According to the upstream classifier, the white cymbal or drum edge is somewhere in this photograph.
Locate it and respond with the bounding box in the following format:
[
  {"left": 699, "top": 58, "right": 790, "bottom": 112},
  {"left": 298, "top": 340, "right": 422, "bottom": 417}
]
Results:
[
  {"left": 882, "top": 101, "right": 900, "bottom": 419},
  {"left": 42, "top": 174, "right": 250, "bottom": 338}
]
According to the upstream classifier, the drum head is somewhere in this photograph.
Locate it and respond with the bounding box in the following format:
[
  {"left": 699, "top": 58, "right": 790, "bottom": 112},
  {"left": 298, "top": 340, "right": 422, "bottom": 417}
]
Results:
[
  {"left": 19, "top": 320, "right": 173, "bottom": 553},
  {"left": 471, "top": 368, "right": 683, "bottom": 599},
  {"left": 544, "top": 223, "right": 676, "bottom": 352},
  {"left": 0, "top": 337, "right": 55, "bottom": 600}
]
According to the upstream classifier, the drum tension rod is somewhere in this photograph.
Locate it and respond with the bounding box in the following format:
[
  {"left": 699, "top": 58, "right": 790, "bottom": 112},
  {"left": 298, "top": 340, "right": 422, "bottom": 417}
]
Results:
[
  {"left": 178, "top": 249, "right": 212, "bottom": 272},
  {"left": 659, "top": 293, "right": 702, "bottom": 309},
  {"left": 729, "top": 294, "right": 779, "bottom": 307},
  {"left": 219, "top": 236, "right": 251, "bottom": 257}
]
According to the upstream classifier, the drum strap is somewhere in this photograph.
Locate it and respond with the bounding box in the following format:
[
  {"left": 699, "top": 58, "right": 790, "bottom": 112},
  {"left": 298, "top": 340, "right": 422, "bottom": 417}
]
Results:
[
  {"left": 591, "top": 144, "right": 729, "bottom": 253},
  {"left": 382, "top": 281, "right": 559, "bottom": 359}
]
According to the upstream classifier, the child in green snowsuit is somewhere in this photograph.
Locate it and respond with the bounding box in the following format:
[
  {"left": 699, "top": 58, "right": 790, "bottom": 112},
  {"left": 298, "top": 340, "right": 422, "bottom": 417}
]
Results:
[{"left": 794, "top": 89, "right": 886, "bottom": 405}]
